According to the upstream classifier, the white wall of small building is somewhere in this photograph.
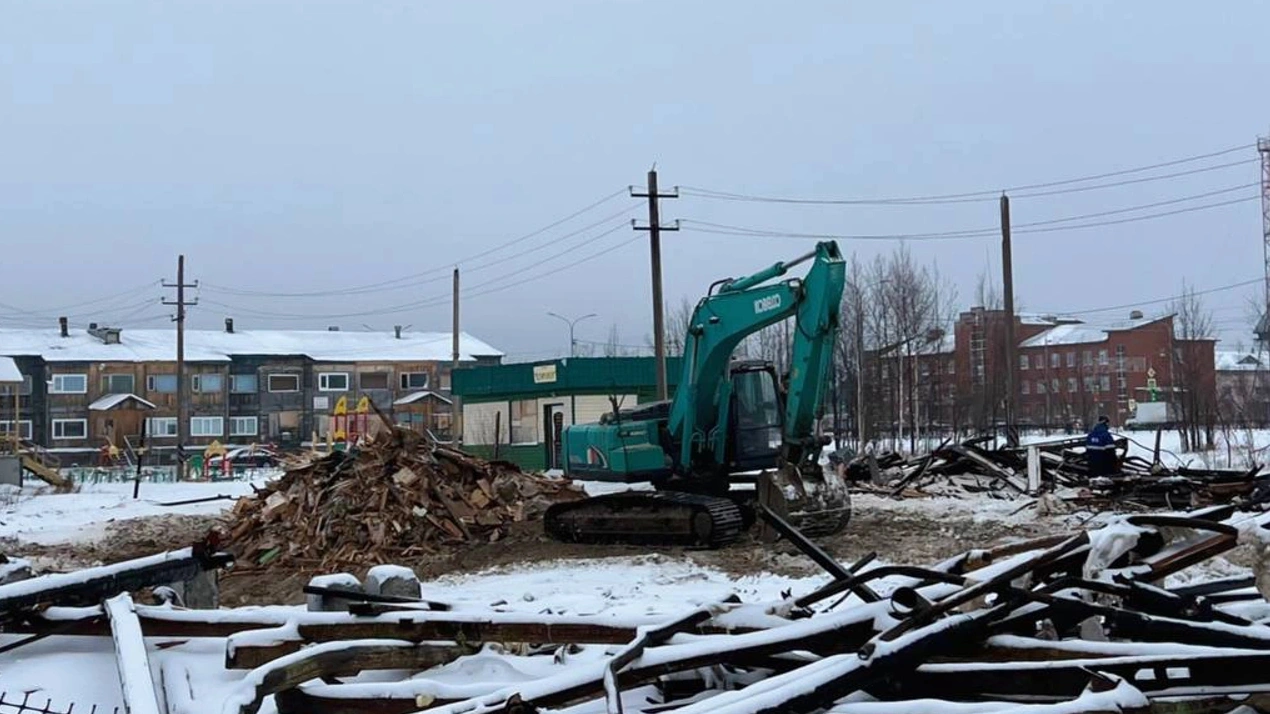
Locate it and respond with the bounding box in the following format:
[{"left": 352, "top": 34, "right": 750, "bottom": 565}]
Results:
[{"left": 462, "top": 394, "right": 635, "bottom": 445}]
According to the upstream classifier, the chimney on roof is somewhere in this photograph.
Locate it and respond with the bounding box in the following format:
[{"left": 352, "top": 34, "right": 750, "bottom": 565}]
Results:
[
  {"left": 87, "top": 325, "right": 120, "bottom": 344},
  {"left": 394, "top": 325, "right": 402, "bottom": 339},
  {"left": 58, "top": 317, "right": 68, "bottom": 338},
  {"left": 225, "top": 317, "right": 234, "bottom": 334},
  {"left": 1130, "top": 310, "right": 1144, "bottom": 320},
  {"left": 327, "top": 326, "right": 340, "bottom": 331}
]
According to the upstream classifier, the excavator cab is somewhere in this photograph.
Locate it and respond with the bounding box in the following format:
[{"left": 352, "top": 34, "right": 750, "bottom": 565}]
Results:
[{"left": 725, "top": 361, "right": 784, "bottom": 473}]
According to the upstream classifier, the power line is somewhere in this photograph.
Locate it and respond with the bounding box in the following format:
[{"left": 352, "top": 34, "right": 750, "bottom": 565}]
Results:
[
  {"left": 204, "top": 204, "right": 640, "bottom": 299},
  {"left": 0, "top": 281, "right": 162, "bottom": 320},
  {"left": 680, "top": 192, "right": 1260, "bottom": 242},
  {"left": 679, "top": 144, "right": 1256, "bottom": 206},
  {"left": 1042, "top": 277, "right": 1263, "bottom": 317},
  {"left": 200, "top": 221, "right": 637, "bottom": 322},
  {"left": 201, "top": 189, "right": 632, "bottom": 298}
]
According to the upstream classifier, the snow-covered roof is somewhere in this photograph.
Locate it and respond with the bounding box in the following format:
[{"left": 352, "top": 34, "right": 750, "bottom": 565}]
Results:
[
  {"left": 393, "top": 390, "right": 453, "bottom": 406},
  {"left": 1019, "top": 323, "right": 1108, "bottom": 348},
  {"left": 0, "top": 327, "right": 503, "bottom": 363},
  {"left": 0, "top": 357, "right": 21, "bottom": 384},
  {"left": 88, "top": 393, "right": 157, "bottom": 411},
  {"left": 1019, "top": 314, "right": 1172, "bottom": 349},
  {"left": 1216, "top": 350, "right": 1264, "bottom": 372},
  {"left": 1019, "top": 313, "right": 1080, "bottom": 327}
]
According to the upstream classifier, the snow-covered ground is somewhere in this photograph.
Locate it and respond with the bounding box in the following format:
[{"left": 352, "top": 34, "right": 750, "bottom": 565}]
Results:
[{"left": 0, "top": 479, "right": 269, "bottom": 545}]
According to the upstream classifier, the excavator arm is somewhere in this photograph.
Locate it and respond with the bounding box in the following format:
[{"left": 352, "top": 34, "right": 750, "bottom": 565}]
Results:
[{"left": 668, "top": 241, "right": 845, "bottom": 474}]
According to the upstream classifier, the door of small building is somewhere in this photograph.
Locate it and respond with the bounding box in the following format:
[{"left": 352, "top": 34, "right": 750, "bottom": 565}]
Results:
[{"left": 542, "top": 403, "right": 565, "bottom": 470}]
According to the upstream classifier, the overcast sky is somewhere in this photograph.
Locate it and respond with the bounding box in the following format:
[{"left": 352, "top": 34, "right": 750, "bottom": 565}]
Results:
[{"left": 2, "top": 1, "right": 1268, "bottom": 360}]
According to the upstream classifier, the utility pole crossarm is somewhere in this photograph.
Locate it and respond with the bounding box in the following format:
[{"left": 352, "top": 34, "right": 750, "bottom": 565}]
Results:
[{"left": 632, "top": 169, "right": 679, "bottom": 402}]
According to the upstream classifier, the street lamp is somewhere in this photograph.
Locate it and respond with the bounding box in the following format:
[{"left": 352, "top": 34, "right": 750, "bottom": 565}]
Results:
[{"left": 547, "top": 312, "right": 598, "bottom": 358}]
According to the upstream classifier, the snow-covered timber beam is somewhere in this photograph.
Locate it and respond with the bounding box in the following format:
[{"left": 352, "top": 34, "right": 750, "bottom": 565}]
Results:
[
  {"left": 0, "top": 543, "right": 232, "bottom": 614},
  {"left": 104, "top": 593, "right": 163, "bottom": 714},
  {"left": 889, "top": 649, "right": 1270, "bottom": 701},
  {"left": 224, "top": 640, "right": 471, "bottom": 714}
]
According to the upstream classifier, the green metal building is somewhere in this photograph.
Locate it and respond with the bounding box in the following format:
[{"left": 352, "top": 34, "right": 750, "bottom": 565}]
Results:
[{"left": 452, "top": 356, "right": 682, "bottom": 471}]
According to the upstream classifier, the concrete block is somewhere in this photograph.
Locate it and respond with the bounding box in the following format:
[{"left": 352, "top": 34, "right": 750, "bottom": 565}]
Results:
[
  {"left": 365, "top": 564, "right": 421, "bottom": 600},
  {"left": 306, "top": 572, "right": 364, "bottom": 612}
]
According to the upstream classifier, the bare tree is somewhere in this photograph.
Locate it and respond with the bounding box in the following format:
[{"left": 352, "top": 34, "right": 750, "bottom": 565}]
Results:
[
  {"left": 603, "top": 323, "right": 624, "bottom": 358},
  {"left": 648, "top": 297, "right": 696, "bottom": 357},
  {"left": 1169, "top": 281, "right": 1216, "bottom": 452}
]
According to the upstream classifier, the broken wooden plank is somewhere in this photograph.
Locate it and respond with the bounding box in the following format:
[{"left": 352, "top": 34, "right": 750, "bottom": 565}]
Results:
[
  {"left": 226, "top": 640, "right": 470, "bottom": 714},
  {"left": 104, "top": 593, "right": 162, "bottom": 714},
  {"left": 0, "top": 544, "right": 232, "bottom": 615}
]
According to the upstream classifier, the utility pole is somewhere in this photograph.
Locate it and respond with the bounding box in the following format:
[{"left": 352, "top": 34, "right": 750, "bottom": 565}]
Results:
[
  {"left": 452, "top": 268, "right": 462, "bottom": 445},
  {"left": 163, "top": 255, "right": 197, "bottom": 476},
  {"left": 855, "top": 301, "right": 866, "bottom": 449},
  {"left": 632, "top": 168, "right": 679, "bottom": 401},
  {"left": 1000, "top": 194, "right": 1018, "bottom": 446}
]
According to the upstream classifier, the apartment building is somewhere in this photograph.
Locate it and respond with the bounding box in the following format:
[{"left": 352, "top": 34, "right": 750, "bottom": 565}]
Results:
[
  {"left": 0, "top": 318, "right": 502, "bottom": 458},
  {"left": 874, "top": 309, "right": 1216, "bottom": 429}
]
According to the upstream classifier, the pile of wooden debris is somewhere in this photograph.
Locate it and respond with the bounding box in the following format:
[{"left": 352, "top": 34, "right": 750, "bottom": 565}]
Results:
[{"left": 226, "top": 427, "right": 585, "bottom": 568}]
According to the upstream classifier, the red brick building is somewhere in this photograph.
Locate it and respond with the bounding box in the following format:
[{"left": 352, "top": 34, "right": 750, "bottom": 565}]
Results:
[{"left": 877, "top": 309, "right": 1216, "bottom": 431}]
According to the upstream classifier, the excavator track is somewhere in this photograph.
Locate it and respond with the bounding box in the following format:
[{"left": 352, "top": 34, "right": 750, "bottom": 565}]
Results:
[{"left": 544, "top": 491, "right": 745, "bottom": 549}]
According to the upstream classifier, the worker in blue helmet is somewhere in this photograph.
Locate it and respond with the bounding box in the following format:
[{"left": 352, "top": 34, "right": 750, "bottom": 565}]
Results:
[{"left": 1085, "top": 415, "right": 1117, "bottom": 476}]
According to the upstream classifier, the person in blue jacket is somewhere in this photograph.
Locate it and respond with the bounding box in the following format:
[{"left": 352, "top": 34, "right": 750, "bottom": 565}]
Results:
[{"left": 1085, "top": 415, "right": 1117, "bottom": 476}]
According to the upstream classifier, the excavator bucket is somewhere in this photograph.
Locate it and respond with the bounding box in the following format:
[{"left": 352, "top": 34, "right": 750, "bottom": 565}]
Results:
[{"left": 756, "top": 461, "right": 851, "bottom": 540}]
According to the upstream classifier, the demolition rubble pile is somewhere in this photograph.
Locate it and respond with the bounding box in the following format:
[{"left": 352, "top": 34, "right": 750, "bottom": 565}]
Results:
[
  {"left": 226, "top": 427, "right": 586, "bottom": 568},
  {"left": 839, "top": 434, "right": 1265, "bottom": 509},
  {"left": 10, "top": 509, "right": 1270, "bottom": 713}
]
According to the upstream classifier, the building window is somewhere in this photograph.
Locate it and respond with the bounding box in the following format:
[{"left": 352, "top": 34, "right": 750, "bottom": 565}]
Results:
[
  {"left": 1115, "top": 344, "right": 1126, "bottom": 356},
  {"left": 1034, "top": 355, "right": 1044, "bottom": 369},
  {"left": 50, "top": 374, "right": 87, "bottom": 394},
  {"left": 946, "top": 359, "right": 955, "bottom": 375},
  {"left": 192, "top": 374, "right": 223, "bottom": 394},
  {"left": 230, "top": 374, "right": 258, "bottom": 394},
  {"left": 1066, "top": 352, "right": 1075, "bottom": 368},
  {"left": 0, "top": 420, "right": 33, "bottom": 440},
  {"left": 439, "top": 371, "right": 452, "bottom": 390},
  {"left": 510, "top": 399, "right": 537, "bottom": 443},
  {"left": 1100, "top": 375, "right": 1111, "bottom": 392},
  {"left": 1020, "top": 355, "right": 1029, "bottom": 371},
  {"left": 400, "top": 372, "right": 429, "bottom": 390},
  {"left": 0, "top": 375, "right": 33, "bottom": 397},
  {"left": 1036, "top": 381, "right": 1046, "bottom": 395},
  {"left": 147, "top": 374, "right": 178, "bottom": 393},
  {"left": 1052, "top": 378, "right": 1060, "bottom": 393},
  {"left": 1118, "top": 376, "right": 1127, "bottom": 390},
  {"left": 268, "top": 374, "right": 301, "bottom": 393},
  {"left": 51, "top": 419, "right": 87, "bottom": 439},
  {"left": 1021, "top": 381, "right": 1030, "bottom": 395},
  {"left": 146, "top": 417, "right": 178, "bottom": 437},
  {"left": 360, "top": 372, "right": 390, "bottom": 390},
  {"left": 1085, "top": 376, "right": 1096, "bottom": 392},
  {"left": 1068, "top": 377, "right": 1077, "bottom": 393},
  {"left": 230, "top": 416, "right": 258, "bottom": 436},
  {"left": 101, "top": 374, "right": 135, "bottom": 394},
  {"left": 1083, "top": 351, "right": 1093, "bottom": 367},
  {"left": 1050, "top": 353, "right": 1060, "bottom": 369},
  {"left": 318, "top": 373, "right": 349, "bottom": 392},
  {"left": 1098, "top": 350, "right": 1109, "bottom": 366},
  {"left": 190, "top": 416, "right": 224, "bottom": 437}
]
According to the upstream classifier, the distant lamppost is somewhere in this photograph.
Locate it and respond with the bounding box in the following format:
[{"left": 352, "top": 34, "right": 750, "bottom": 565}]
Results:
[{"left": 547, "top": 312, "right": 598, "bottom": 358}]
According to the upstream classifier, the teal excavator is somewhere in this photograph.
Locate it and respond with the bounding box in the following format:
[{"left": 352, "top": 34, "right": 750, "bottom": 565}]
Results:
[{"left": 543, "top": 241, "right": 851, "bottom": 548}]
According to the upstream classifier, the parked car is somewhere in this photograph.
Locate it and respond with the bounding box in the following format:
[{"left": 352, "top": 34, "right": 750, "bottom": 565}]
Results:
[{"left": 206, "top": 447, "right": 280, "bottom": 470}]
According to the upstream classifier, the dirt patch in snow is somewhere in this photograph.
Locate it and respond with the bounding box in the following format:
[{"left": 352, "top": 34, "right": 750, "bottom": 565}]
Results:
[{"left": 1, "top": 502, "right": 1072, "bottom": 606}]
